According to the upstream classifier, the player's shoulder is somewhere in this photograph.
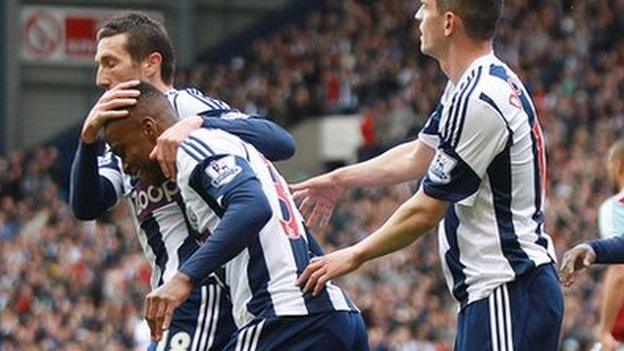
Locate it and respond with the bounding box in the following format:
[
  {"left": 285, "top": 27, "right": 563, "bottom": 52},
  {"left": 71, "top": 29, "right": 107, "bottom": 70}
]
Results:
[
  {"left": 177, "top": 129, "right": 247, "bottom": 165},
  {"left": 165, "top": 87, "right": 231, "bottom": 118}
]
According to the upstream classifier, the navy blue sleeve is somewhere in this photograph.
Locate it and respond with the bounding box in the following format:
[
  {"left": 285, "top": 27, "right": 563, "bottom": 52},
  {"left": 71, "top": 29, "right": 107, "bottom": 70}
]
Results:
[
  {"left": 179, "top": 155, "right": 272, "bottom": 284},
  {"left": 589, "top": 236, "right": 624, "bottom": 264},
  {"left": 422, "top": 146, "right": 481, "bottom": 203},
  {"left": 201, "top": 116, "right": 296, "bottom": 161},
  {"left": 69, "top": 141, "right": 119, "bottom": 220}
]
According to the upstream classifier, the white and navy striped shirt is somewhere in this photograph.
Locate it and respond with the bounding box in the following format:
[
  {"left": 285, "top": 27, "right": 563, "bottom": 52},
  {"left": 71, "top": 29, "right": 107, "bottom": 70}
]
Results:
[
  {"left": 176, "top": 128, "right": 358, "bottom": 328},
  {"left": 419, "top": 53, "right": 556, "bottom": 308}
]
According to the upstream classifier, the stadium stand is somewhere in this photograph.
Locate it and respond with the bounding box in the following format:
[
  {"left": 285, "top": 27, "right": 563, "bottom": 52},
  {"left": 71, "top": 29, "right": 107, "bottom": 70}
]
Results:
[{"left": 2, "top": 0, "right": 624, "bottom": 350}]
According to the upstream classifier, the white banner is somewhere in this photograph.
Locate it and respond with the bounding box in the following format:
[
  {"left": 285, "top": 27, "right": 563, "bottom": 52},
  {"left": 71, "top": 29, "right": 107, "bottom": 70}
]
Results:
[{"left": 21, "top": 6, "right": 163, "bottom": 65}]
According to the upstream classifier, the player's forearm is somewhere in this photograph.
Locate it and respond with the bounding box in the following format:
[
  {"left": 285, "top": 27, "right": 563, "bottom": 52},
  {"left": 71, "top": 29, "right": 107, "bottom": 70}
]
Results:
[
  {"left": 179, "top": 179, "right": 272, "bottom": 284},
  {"left": 599, "top": 266, "right": 624, "bottom": 332},
  {"left": 590, "top": 236, "right": 624, "bottom": 264},
  {"left": 201, "top": 116, "right": 296, "bottom": 161},
  {"left": 353, "top": 190, "right": 446, "bottom": 263},
  {"left": 333, "top": 139, "right": 434, "bottom": 189},
  {"left": 69, "top": 141, "right": 117, "bottom": 220}
]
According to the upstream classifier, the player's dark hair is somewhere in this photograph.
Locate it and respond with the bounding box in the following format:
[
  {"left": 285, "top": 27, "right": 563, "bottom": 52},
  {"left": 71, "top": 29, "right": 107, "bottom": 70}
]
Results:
[
  {"left": 97, "top": 12, "right": 175, "bottom": 85},
  {"left": 127, "top": 81, "right": 177, "bottom": 126},
  {"left": 437, "top": 0, "right": 504, "bottom": 41}
]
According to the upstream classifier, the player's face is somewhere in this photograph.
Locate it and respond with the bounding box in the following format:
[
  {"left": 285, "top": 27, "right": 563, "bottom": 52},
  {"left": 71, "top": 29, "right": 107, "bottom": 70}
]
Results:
[
  {"left": 414, "top": 0, "right": 447, "bottom": 58},
  {"left": 95, "top": 33, "right": 145, "bottom": 90},
  {"left": 104, "top": 119, "right": 166, "bottom": 186}
]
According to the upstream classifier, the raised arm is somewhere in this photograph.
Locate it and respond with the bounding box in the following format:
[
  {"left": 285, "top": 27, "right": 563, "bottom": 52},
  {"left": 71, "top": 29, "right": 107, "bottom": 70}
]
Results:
[
  {"left": 70, "top": 80, "right": 139, "bottom": 219},
  {"left": 69, "top": 141, "right": 121, "bottom": 219}
]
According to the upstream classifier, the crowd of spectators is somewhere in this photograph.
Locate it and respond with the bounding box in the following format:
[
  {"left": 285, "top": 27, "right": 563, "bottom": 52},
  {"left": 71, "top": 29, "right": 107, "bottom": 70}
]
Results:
[{"left": 2, "top": 0, "right": 624, "bottom": 349}]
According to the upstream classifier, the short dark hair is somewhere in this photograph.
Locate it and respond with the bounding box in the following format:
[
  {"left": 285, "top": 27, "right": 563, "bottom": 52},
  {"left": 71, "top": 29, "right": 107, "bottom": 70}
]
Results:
[
  {"left": 97, "top": 12, "right": 175, "bottom": 85},
  {"left": 437, "top": 0, "right": 504, "bottom": 41},
  {"left": 112, "top": 81, "right": 177, "bottom": 129}
]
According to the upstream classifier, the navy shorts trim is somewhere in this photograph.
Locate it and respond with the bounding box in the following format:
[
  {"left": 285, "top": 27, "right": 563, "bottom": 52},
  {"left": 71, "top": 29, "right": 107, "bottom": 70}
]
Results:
[
  {"left": 224, "top": 311, "right": 369, "bottom": 351},
  {"left": 455, "top": 264, "right": 564, "bottom": 351}
]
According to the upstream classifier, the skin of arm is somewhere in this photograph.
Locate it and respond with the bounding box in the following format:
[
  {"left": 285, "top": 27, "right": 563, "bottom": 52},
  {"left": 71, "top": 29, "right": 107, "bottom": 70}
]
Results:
[
  {"left": 298, "top": 188, "right": 447, "bottom": 295},
  {"left": 332, "top": 139, "right": 435, "bottom": 188}
]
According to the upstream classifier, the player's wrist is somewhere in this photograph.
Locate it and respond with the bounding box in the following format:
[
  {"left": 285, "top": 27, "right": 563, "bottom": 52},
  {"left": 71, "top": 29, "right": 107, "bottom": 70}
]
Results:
[
  {"left": 173, "top": 271, "right": 195, "bottom": 289},
  {"left": 80, "top": 130, "right": 98, "bottom": 144}
]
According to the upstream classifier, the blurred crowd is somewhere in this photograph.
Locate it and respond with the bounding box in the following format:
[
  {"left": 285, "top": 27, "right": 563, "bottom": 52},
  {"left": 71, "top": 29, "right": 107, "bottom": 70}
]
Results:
[{"left": 2, "top": 0, "right": 624, "bottom": 349}]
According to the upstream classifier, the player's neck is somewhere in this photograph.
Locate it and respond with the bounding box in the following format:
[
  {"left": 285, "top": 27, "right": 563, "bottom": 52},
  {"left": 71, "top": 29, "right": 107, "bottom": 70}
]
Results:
[
  {"left": 152, "top": 81, "right": 171, "bottom": 94},
  {"left": 441, "top": 40, "right": 493, "bottom": 85}
]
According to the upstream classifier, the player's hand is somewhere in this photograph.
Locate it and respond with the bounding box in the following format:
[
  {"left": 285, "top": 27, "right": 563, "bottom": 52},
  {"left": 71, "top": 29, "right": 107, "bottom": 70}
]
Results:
[
  {"left": 144, "top": 272, "right": 194, "bottom": 341},
  {"left": 560, "top": 243, "right": 596, "bottom": 287},
  {"left": 296, "top": 246, "right": 364, "bottom": 297},
  {"left": 81, "top": 80, "right": 141, "bottom": 144},
  {"left": 150, "top": 115, "right": 203, "bottom": 179},
  {"left": 290, "top": 172, "right": 345, "bottom": 230}
]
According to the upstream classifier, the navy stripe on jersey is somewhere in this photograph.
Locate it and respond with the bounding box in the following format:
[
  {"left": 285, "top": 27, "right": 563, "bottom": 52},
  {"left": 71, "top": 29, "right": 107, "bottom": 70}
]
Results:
[
  {"left": 445, "top": 71, "right": 475, "bottom": 145},
  {"left": 442, "top": 84, "right": 464, "bottom": 142},
  {"left": 188, "top": 136, "right": 217, "bottom": 155},
  {"left": 184, "top": 139, "right": 214, "bottom": 160},
  {"left": 246, "top": 234, "right": 276, "bottom": 318},
  {"left": 487, "top": 142, "right": 535, "bottom": 277},
  {"left": 141, "top": 213, "right": 168, "bottom": 286},
  {"left": 444, "top": 206, "right": 469, "bottom": 308},
  {"left": 489, "top": 64, "right": 549, "bottom": 251},
  {"left": 175, "top": 197, "right": 202, "bottom": 264},
  {"left": 181, "top": 144, "right": 203, "bottom": 161},
  {"left": 452, "top": 67, "right": 483, "bottom": 147}
]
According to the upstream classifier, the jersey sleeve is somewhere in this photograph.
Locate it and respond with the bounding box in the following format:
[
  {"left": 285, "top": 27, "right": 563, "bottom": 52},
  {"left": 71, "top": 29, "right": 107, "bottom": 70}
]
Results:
[
  {"left": 98, "top": 146, "right": 131, "bottom": 199},
  {"left": 422, "top": 97, "right": 510, "bottom": 206},
  {"left": 418, "top": 103, "right": 442, "bottom": 148}
]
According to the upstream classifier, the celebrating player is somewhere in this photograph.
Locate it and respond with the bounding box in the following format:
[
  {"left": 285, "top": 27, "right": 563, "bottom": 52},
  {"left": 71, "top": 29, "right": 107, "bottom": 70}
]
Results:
[
  {"left": 103, "top": 81, "right": 368, "bottom": 351},
  {"left": 295, "top": 0, "right": 563, "bottom": 350},
  {"left": 70, "top": 12, "right": 295, "bottom": 350}
]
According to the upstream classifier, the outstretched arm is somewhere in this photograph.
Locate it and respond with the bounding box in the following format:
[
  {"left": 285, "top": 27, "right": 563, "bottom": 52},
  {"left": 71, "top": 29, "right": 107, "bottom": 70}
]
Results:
[{"left": 291, "top": 139, "right": 435, "bottom": 229}]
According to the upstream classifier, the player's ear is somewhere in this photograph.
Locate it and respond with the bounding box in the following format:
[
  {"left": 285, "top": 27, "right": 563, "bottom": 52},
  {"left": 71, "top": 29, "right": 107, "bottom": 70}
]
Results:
[
  {"left": 143, "top": 52, "right": 163, "bottom": 78},
  {"left": 443, "top": 11, "right": 456, "bottom": 37},
  {"left": 141, "top": 117, "right": 160, "bottom": 141}
]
